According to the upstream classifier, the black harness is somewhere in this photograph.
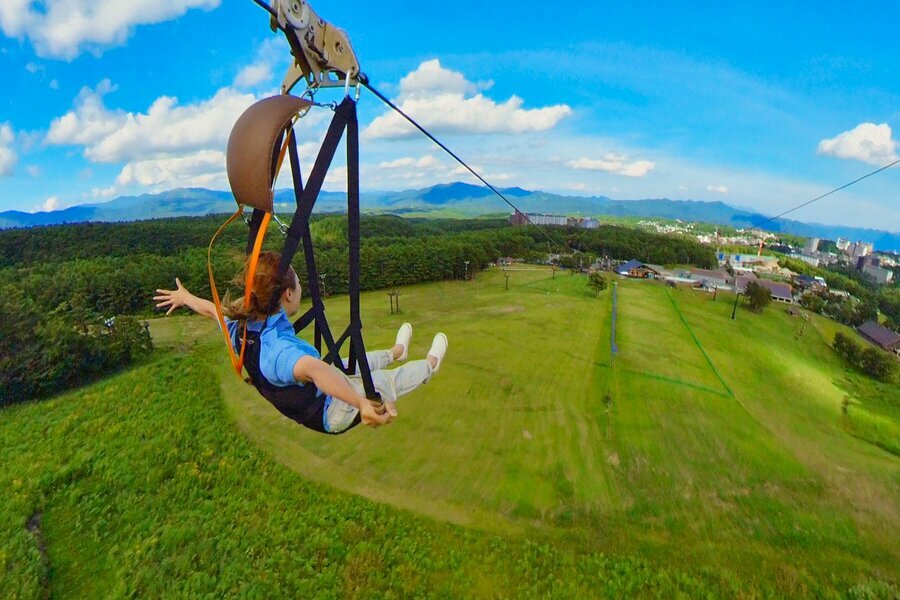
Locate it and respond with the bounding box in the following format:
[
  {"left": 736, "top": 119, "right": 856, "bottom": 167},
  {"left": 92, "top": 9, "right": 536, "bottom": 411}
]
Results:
[
  {"left": 244, "top": 96, "right": 382, "bottom": 408},
  {"left": 242, "top": 329, "right": 361, "bottom": 435}
]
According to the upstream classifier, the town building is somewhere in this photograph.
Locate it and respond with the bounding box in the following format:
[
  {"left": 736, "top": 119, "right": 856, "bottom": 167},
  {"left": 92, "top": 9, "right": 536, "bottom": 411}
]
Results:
[
  {"left": 857, "top": 255, "right": 880, "bottom": 269},
  {"left": 736, "top": 275, "right": 794, "bottom": 303},
  {"left": 616, "top": 260, "right": 661, "bottom": 279},
  {"left": 804, "top": 238, "right": 819, "bottom": 253},
  {"left": 850, "top": 241, "right": 874, "bottom": 259},
  {"left": 509, "top": 212, "right": 599, "bottom": 228},
  {"left": 721, "top": 253, "right": 780, "bottom": 270},
  {"left": 793, "top": 274, "right": 827, "bottom": 293},
  {"left": 863, "top": 264, "right": 894, "bottom": 285},
  {"left": 690, "top": 268, "right": 732, "bottom": 288},
  {"left": 796, "top": 254, "right": 820, "bottom": 268},
  {"left": 858, "top": 321, "right": 900, "bottom": 355}
]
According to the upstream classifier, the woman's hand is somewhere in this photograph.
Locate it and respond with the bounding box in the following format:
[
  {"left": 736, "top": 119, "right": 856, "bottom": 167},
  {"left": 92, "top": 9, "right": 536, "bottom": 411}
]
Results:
[
  {"left": 360, "top": 402, "right": 392, "bottom": 427},
  {"left": 154, "top": 278, "right": 191, "bottom": 316}
]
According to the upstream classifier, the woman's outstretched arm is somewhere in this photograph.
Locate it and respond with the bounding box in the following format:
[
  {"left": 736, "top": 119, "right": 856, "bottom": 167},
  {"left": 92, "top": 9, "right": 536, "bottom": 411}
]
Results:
[
  {"left": 293, "top": 356, "right": 391, "bottom": 427},
  {"left": 154, "top": 278, "right": 218, "bottom": 320}
]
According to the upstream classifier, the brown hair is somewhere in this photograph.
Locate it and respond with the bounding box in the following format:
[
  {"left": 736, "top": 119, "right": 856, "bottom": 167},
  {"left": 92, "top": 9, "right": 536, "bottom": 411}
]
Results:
[{"left": 222, "top": 251, "right": 298, "bottom": 322}]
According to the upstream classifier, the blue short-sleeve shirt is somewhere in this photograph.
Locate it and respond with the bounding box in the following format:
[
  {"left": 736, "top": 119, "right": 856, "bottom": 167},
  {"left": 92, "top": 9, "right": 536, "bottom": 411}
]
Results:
[{"left": 225, "top": 309, "right": 320, "bottom": 387}]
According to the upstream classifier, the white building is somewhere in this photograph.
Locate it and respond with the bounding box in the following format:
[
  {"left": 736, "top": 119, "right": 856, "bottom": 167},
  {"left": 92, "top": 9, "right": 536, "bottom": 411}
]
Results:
[
  {"left": 836, "top": 237, "right": 850, "bottom": 251},
  {"left": 863, "top": 264, "right": 894, "bottom": 285},
  {"left": 804, "top": 237, "right": 819, "bottom": 253},
  {"left": 797, "top": 254, "right": 820, "bottom": 268},
  {"left": 850, "top": 242, "right": 873, "bottom": 258}
]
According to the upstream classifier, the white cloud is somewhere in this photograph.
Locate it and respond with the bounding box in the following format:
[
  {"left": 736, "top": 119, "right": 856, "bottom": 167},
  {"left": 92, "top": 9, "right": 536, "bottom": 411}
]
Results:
[
  {"left": 49, "top": 79, "right": 59, "bottom": 90},
  {"left": 46, "top": 80, "right": 122, "bottom": 146},
  {"left": 396, "top": 59, "right": 492, "bottom": 100},
  {"left": 379, "top": 155, "right": 441, "bottom": 170},
  {"left": 817, "top": 123, "right": 898, "bottom": 166},
  {"left": 26, "top": 165, "right": 40, "bottom": 177},
  {"left": 567, "top": 153, "right": 655, "bottom": 177},
  {"left": 234, "top": 63, "right": 272, "bottom": 89},
  {"left": 0, "top": 123, "right": 17, "bottom": 175},
  {"left": 42, "top": 196, "right": 59, "bottom": 211},
  {"left": 47, "top": 82, "right": 257, "bottom": 163},
  {"left": 25, "top": 62, "right": 43, "bottom": 74},
  {"left": 116, "top": 149, "right": 226, "bottom": 187},
  {"left": 91, "top": 185, "right": 117, "bottom": 198},
  {"left": 0, "top": 0, "right": 220, "bottom": 60},
  {"left": 364, "top": 60, "right": 571, "bottom": 140},
  {"left": 706, "top": 184, "right": 729, "bottom": 194}
]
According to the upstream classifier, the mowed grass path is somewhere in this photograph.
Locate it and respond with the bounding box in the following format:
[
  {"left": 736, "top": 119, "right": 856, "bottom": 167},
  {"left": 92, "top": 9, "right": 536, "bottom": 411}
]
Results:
[{"left": 155, "top": 268, "right": 897, "bottom": 595}]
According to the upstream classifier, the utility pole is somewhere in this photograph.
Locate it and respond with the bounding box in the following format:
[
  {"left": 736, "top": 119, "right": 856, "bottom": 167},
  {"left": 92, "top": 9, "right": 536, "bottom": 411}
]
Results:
[
  {"left": 731, "top": 291, "right": 740, "bottom": 320},
  {"left": 319, "top": 273, "right": 327, "bottom": 298},
  {"left": 713, "top": 286, "right": 718, "bottom": 301},
  {"left": 464, "top": 260, "right": 470, "bottom": 282},
  {"left": 504, "top": 269, "right": 510, "bottom": 291},
  {"left": 799, "top": 313, "right": 809, "bottom": 336},
  {"left": 552, "top": 264, "right": 556, "bottom": 279}
]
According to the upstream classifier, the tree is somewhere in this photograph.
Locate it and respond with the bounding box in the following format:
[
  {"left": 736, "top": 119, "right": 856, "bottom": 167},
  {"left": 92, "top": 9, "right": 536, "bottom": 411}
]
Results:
[
  {"left": 800, "top": 293, "right": 825, "bottom": 314},
  {"left": 833, "top": 332, "right": 861, "bottom": 365},
  {"left": 859, "top": 347, "right": 896, "bottom": 381},
  {"left": 587, "top": 272, "right": 608, "bottom": 296},
  {"left": 744, "top": 281, "right": 771, "bottom": 312}
]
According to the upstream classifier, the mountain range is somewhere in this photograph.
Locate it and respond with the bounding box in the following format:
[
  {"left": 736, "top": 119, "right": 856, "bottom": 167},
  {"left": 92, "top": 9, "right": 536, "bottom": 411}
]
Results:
[{"left": 2, "top": 182, "right": 897, "bottom": 251}]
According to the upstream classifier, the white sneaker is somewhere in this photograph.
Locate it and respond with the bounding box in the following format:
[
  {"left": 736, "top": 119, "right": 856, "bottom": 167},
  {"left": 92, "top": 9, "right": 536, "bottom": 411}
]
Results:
[
  {"left": 427, "top": 333, "right": 448, "bottom": 373},
  {"left": 395, "top": 323, "right": 413, "bottom": 361}
]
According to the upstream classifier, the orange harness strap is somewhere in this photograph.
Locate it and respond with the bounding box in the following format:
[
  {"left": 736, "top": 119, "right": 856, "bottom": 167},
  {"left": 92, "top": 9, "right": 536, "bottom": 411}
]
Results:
[{"left": 208, "top": 127, "right": 292, "bottom": 377}]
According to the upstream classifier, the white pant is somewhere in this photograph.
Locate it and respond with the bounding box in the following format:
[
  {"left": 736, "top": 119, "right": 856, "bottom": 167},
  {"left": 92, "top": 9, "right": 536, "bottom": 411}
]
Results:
[{"left": 323, "top": 350, "right": 434, "bottom": 433}]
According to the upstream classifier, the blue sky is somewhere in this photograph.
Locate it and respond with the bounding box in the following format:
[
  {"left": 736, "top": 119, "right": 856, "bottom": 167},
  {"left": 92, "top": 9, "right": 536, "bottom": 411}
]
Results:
[{"left": 1, "top": 0, "right": 898, "bottom": 231}]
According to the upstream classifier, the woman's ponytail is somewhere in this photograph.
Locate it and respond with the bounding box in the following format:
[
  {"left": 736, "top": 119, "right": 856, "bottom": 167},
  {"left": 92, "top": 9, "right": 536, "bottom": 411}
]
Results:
[{"left": 223, "top": 251, "right": 298, "bottom": 323}]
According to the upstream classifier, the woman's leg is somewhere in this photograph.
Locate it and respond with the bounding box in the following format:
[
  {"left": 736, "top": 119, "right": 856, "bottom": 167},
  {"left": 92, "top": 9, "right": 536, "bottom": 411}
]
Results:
[
  {"left": 322, "top": 394, "right": 361, "bottom": 434},
  {"left": 336, "top": 323, "right": 412, "bottom": 372},
  {"left": 369, "top": 333, "right": 446, "bottom": 404},
  {"left": 336, "top": 350, "right": 394, "bottom": 373},
  {"left": 369, "top": 360, "right": 434, "bottom": 403}
]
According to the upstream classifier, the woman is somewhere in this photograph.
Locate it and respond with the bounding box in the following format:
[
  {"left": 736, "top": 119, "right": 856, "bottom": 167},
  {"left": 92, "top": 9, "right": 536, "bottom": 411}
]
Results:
[{"left": 153, "top": 251, "right": 448, "bottom": 433}]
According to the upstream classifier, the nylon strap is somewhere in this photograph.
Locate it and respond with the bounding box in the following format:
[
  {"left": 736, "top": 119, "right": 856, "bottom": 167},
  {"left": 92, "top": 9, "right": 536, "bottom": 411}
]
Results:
[
  {"left": 211, "top": 126, "right": 292, "bottom": 378},
  {"left": 208, "top": 207, "right": 248, "bottom": 376}
]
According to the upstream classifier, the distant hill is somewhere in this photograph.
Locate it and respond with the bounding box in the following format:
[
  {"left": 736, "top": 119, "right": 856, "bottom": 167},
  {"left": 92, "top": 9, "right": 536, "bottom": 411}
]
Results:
[{"left": 2, "top": 182, "right": 897, "bottom": 251}]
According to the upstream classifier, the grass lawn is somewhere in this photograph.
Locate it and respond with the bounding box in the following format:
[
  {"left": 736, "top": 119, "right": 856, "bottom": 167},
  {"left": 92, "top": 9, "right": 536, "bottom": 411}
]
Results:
[
  {"left": 2, "top": 267, "right": 897, "bottom": 597},
  {"left": 174, "top": 267, "right": 897, "bottom": 595}
]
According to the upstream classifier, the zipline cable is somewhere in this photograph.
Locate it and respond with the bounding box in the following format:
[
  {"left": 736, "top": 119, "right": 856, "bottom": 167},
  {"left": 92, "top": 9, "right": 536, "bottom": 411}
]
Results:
[
  {"left": 362, "top": 82, "right": 573, "bottom": 254},
  {"left": 751, "top": 158, "right": 900, "bottom": 230},
  {"left": 250, "top": 0, "right": 276, "bottom": 18}
]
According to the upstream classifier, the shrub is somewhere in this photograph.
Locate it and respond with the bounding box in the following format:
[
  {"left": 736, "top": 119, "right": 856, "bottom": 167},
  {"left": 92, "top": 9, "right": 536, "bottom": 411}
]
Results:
[
  {"left": 744, "top": 281, "right": 771, "bottom": 312},
  {"left": 588, "top": 272, "right": 608, "bottom": 296},
  {"left": 833, "top": 332, "right": 896, "bottom": 382}
]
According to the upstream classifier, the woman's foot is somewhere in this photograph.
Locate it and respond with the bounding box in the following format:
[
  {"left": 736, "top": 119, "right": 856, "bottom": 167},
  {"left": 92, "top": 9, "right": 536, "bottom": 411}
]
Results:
[
  {"left": 393, "top": 323, "right": 412, "bottom": 361},
  {"left": 427, "top": 333, "right": 448, "bottom": 372}
]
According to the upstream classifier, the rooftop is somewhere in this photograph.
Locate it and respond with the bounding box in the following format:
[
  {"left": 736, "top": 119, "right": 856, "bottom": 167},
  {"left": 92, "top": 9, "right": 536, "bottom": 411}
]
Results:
[{"left": 858, "top": 321, "right": 900, "bottom": 348}]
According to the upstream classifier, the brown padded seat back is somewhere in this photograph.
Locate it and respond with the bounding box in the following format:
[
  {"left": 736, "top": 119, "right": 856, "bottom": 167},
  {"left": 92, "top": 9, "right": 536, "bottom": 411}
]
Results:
[{"left": 227, "top": 95, "right": 312, "bottom": 213}]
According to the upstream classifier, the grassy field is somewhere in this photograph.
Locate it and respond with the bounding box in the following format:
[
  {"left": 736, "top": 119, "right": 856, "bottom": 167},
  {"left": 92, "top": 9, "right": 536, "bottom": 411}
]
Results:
[
  {"left": 214, "top": 268, "right": 899, "bottom": 594},
  {"left": 2, "top": 267, "right": 898, "bottom": 597}
]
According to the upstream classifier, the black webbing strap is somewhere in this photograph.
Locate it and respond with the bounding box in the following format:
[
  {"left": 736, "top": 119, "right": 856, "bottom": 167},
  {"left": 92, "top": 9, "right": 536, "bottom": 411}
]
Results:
[
  {"left": 286, "top": 124, "right": 338, "bottom": 355},
  {"left": 245, "top": 209, "right": 266, "bottom": 255},
  {"left": 277, "top": 99, "right": 353, "bottom": 278},
  {"left": 267, "top": 97, "right": 380, "bottom": 402},
  {"left": 343, "top": 104, "right": 379, "bottom": 401}
]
